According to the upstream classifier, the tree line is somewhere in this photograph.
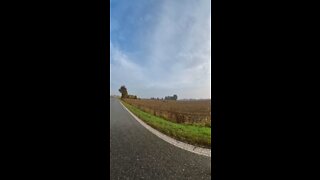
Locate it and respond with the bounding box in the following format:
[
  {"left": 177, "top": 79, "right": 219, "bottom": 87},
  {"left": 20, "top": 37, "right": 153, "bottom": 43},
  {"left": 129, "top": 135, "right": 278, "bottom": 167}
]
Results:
[{"left": 119, "top": 85, "right": 177, "bottom": 100}]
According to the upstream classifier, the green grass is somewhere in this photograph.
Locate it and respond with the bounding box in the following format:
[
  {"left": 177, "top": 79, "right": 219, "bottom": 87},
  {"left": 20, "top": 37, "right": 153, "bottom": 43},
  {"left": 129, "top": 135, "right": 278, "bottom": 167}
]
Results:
[{"left": 121, "top": 100, "right": 211, "bottom": 148}]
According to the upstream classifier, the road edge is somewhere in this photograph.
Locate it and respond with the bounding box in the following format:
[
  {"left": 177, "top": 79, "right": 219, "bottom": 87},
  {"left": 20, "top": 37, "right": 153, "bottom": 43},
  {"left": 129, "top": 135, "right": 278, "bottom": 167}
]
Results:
[{"left": 119, "top": 100, "right": 211, "bottom": 157}]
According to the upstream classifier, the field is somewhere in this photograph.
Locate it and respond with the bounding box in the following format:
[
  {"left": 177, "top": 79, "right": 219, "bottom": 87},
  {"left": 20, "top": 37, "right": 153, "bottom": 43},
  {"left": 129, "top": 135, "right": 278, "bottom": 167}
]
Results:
[
  {"left": 121, "top": 100, "right": 211, "bottom": 148},
  {"left": 122, "top": 99, "right": 211, "bottom": 127}
]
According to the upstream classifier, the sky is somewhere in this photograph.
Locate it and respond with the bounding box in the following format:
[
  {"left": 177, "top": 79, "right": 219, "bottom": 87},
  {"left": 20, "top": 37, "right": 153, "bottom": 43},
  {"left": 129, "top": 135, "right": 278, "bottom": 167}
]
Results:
[{"left": 110, "top": 0, "right": 211, "bottom": 99}]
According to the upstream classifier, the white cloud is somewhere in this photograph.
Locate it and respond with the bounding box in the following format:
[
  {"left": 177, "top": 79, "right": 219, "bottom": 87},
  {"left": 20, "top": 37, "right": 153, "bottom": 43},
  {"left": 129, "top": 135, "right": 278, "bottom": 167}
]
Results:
[
  {"left": 144, "top": 1, "right": 210, "bottom": 92},
  {"left": 110, "top": 43, "right": 147, "bottom": 96},
  {"left": 111, "top": 0, "right": 211, "bottom": 99}
]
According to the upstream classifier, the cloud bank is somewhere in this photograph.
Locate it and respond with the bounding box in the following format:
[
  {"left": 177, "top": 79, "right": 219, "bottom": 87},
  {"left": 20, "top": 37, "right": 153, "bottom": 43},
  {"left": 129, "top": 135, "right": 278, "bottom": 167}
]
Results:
[{"left": 111, "top": 0, "right": 211, "bottom": 99}]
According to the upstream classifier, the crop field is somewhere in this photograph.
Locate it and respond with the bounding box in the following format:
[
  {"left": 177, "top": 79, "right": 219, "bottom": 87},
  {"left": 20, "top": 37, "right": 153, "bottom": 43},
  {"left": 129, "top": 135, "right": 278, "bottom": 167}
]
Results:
[{"left": 123, "top": 99, "right": 211, "bottom": 127}]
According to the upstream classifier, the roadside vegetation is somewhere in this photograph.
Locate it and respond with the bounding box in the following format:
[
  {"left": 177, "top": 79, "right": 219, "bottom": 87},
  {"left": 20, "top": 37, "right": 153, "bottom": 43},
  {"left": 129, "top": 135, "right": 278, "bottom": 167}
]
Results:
[
  {"left": 121, "top": 100, "right": 211, "bottom": 149},
  {"left": 123, "top": 98, "right": 211, "bottom": 127}
]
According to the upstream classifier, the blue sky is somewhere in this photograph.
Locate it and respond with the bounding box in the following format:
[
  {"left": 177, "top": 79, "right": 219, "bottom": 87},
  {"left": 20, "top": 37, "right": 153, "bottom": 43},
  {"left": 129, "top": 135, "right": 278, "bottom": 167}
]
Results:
[{"left": 110, "top": 0, "right": 211, "bottom": 99}]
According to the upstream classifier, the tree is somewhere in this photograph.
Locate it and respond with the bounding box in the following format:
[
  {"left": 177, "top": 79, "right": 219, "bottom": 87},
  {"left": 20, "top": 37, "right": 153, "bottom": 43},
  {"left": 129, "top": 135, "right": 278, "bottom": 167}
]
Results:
[
  {"left": 173, "top": 94, "right": 178, "bottom": 100},
  {"left": 164, "top": 95, "right": 178, "bottom": 100},
  {"left": 119, "top": 85, "right": 128, "bottom": 99}
]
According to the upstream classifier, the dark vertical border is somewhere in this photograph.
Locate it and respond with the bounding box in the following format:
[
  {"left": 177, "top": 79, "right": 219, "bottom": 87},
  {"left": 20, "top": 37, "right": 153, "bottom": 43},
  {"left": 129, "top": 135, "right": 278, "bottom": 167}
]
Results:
[{"left": 212, "top": 0, "right": 225, "bottom": 179}]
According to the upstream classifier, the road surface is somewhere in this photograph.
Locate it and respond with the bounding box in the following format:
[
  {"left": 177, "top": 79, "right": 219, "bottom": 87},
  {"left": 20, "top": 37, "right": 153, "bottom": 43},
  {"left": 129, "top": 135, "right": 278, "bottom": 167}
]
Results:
[{"left": 110, "top": 97, "right": 211, "bottom": 180}]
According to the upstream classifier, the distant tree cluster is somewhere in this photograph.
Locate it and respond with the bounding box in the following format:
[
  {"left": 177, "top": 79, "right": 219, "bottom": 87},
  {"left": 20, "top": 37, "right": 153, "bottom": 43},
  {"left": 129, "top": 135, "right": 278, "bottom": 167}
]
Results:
[
  {"left": 119, "top": 86, "right": 178, "bottom": 101},
  {"left": 150, "top": 95, "right": 178, "bottom": 100},
  {"left": 150, "top": 97, "right": 162, "bottom": 100},
  {"left": 127, "top": 95, "right": 137, "bottom": 99},
  {"left": 118, "top": 85, "right": 138, "bottom": 99},
  {"left": 165, "top": 94, "right": 178, "bottom": 100}
]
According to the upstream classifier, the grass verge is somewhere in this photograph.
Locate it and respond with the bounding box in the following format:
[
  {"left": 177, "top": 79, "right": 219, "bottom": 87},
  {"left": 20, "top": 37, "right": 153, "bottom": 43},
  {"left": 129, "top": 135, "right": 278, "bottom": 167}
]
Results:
[{"left": 121, "top": 100, "right": 211, "bottom": 149}]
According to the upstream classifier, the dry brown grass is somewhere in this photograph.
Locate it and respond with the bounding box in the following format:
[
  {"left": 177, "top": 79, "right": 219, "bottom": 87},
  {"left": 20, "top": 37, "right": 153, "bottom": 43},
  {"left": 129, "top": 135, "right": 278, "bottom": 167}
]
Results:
[{"left": 123, "top": 99, "right": 211, "bottom": 127}]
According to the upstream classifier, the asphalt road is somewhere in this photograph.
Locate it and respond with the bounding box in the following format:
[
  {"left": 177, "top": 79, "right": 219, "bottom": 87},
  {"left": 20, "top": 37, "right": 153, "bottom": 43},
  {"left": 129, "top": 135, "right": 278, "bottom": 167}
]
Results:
[{"left": 110, "top": 97, "right": 211, "bottom": 180}]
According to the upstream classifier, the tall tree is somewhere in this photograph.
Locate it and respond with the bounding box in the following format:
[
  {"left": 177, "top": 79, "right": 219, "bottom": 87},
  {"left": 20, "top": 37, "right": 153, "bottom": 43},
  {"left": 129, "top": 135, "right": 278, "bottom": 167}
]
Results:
[{"left": 118, "top": 85, "right": 128, "bottom": 99}]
